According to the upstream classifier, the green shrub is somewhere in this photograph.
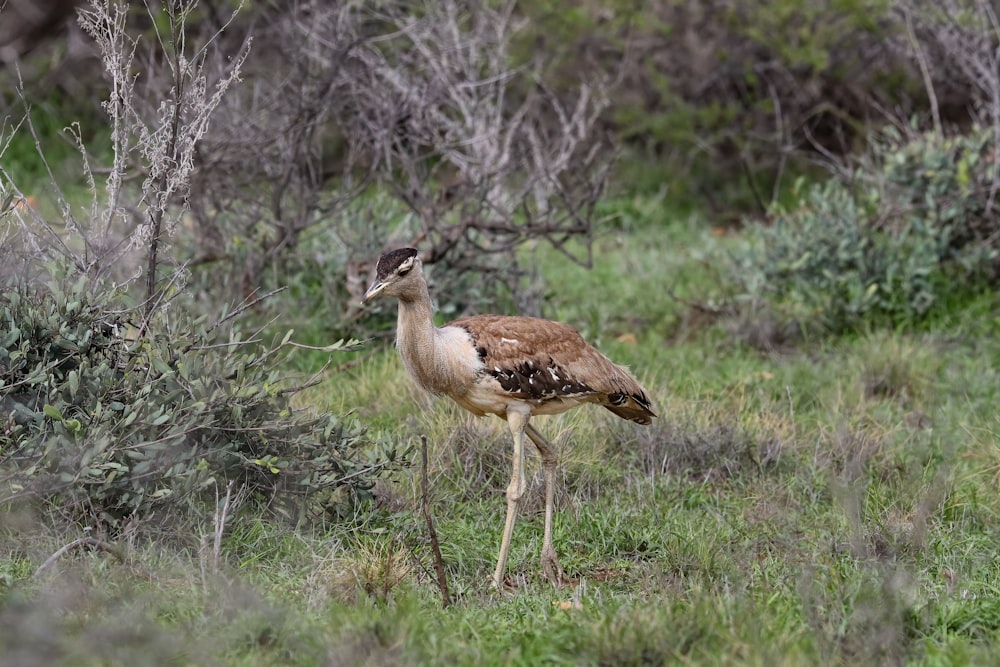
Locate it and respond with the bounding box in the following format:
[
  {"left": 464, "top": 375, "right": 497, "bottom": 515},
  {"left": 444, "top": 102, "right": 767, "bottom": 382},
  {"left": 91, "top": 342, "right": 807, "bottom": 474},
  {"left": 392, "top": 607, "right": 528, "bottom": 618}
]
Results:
[
  {"left": 751, "top": 179, "right": 943, "bottom": 329},
  {"left": 877, "top": 127, "right": 1000, "bottom": 257},
  {"left": 0, "top": 265, "right": 400, "bottom": 532},
  {"left": 737, "top": 127, "right": 999, "bottom": 333}
]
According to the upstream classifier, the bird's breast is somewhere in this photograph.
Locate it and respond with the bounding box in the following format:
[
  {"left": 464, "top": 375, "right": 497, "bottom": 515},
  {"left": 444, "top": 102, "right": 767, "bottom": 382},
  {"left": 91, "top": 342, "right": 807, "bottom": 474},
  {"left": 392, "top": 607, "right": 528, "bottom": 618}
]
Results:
[{"left": 397, "top": 324, "right": 484, "bottom": 398}]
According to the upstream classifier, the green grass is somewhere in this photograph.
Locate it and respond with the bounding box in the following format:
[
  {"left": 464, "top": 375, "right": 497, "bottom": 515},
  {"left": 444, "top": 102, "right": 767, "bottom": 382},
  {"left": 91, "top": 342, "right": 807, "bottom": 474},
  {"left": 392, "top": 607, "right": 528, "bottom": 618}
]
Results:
[{"left": 5, "top": 195, "right": 1000, "bottom": 665}]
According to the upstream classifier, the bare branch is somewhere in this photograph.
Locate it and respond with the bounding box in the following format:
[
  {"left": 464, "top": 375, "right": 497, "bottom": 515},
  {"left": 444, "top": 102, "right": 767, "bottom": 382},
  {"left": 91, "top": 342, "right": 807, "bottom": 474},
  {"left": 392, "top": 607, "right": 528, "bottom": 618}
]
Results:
[
  {"left": 329, "top": 0, "right": 610, "bottom": 302},
  {"left": 894, "top": 0, "right": 1000, "bottom": 208},
  {"left": 420, "top": 434, "right": 451, "bottom": 608},
  {"left": 34, "top": 536, "right": 125, "bottom": 577},
  {"left": 72, "top": 0, "right": 250, "bottom": 315}
]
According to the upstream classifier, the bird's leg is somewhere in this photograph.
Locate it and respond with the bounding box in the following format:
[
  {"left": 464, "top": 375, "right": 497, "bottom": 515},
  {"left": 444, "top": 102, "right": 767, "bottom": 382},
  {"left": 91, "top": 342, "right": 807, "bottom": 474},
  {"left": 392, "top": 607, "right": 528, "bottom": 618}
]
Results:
[
  {"left": 525, "top": 423, "right": 565, "bottom": 585},
  {"left": 493, "top": 408, "right": 529, "bottom": 589}
]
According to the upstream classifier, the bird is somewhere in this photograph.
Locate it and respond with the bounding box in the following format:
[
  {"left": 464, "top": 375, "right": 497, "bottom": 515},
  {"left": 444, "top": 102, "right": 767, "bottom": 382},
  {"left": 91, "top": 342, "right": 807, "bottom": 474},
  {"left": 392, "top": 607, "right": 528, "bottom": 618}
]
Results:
[{"left": 361, "top": 247, "right": 655, "bottom": 589}]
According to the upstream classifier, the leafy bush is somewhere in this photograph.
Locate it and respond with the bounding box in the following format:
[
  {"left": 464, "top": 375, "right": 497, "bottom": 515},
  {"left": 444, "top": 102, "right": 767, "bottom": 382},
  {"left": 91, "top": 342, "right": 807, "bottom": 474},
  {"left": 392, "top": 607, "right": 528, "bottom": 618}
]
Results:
[
  {"left": 750, "top": 179, "right": 943, "bottom": 329},
  {"left": 0, "top": 266, "right": 400, "bottom": 532},
  {"left": 877, "top": 127, "right": 1000, "bottom": 256},
  {"left": 737, "top": 127, "right": 999, "bottom": 333}
]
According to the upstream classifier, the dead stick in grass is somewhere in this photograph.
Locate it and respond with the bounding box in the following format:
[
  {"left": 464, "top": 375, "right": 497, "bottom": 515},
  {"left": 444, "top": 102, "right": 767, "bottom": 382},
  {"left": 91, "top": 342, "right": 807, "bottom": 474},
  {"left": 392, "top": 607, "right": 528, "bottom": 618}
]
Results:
[
  {"left": 421, "top": 434, "right": 451, "bottom": 607},
  {"left": 34, "top": 537, "right": 124, "bottom": 577}
]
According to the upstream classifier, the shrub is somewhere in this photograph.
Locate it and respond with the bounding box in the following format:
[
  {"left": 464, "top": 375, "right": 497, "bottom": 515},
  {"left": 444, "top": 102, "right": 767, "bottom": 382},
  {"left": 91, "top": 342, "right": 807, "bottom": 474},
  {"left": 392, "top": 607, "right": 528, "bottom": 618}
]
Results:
[
  {"left": 750, "top": 179, "right": 943, "bottom": 330},
  {"left": 737, "top": 126, "right": 999, "bottom": 333},
  {"left": 0, "top": 2, "right": 403, "bottom": 539},
  {"left": 876, "top": 126, "right": 1000, "bottom": 258},
  {"left": 0, "top": 265, "right": 400, "bottom": 532},
  {"left": 523, "top": 0, "right": 932, "bottom": 209}
]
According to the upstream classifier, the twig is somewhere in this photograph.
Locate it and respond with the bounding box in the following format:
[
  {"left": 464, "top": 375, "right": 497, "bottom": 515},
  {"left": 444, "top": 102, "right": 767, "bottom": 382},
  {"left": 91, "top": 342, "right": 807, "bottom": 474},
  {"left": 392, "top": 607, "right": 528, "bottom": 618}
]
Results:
[
  {"left": 286, "top": 338, "right": 365, "bottom": 352},
  {"left": 212, "top": 480, "right": 235, "bottom": 573},
  {"left": 12, "top": 71, "right": 85, "bottom": 269},
  {"left": 329, "top": 349, "right": 378, "bottom": 374},
  {"left": 739, "top": 155, "right": 768, "bottom": 215},
  {"left": 321, "top": 459, "right": 397, "bottom": 488},
  {"left": 420, "top": 434, "right": 450, "bottom": 608},
  {"left": 141, "top": 3, "right": 187, "bottom": 328},
  {"left": 138, "top": 257, "right": 192, "bottom": 336},
  {"left": 207, "top": 286, "right": 288, "bottom": 334},
  {"left": 663, "top": 283, "right": 732, "bottom": 317},
  {"left": 902, "top": 4, "right": 942, "bottom": 138},
  {"left": 34, "top": 537, "right": 124, "bottom": 577}
]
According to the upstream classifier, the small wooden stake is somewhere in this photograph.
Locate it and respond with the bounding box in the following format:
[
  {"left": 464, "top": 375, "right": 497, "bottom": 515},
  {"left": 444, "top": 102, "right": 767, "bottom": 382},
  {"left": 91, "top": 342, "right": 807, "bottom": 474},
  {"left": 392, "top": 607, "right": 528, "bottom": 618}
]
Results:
[{"left": 421, "top": 434, "right": 451, "bottom": 607}]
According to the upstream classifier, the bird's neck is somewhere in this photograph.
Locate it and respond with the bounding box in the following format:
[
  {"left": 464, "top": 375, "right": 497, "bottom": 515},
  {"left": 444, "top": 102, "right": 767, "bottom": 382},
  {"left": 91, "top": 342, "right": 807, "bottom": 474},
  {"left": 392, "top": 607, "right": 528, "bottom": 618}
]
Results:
[{"left": 395, "top": 284, "right": 449, "bottom": 394}]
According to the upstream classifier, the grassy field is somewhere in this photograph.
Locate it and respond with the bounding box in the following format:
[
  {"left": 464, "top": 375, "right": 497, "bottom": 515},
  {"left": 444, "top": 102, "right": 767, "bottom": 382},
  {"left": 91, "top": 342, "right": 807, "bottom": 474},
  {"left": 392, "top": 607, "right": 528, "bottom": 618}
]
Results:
[{"left": 4, "top": 199, "right": 1000, "bottom": 666}]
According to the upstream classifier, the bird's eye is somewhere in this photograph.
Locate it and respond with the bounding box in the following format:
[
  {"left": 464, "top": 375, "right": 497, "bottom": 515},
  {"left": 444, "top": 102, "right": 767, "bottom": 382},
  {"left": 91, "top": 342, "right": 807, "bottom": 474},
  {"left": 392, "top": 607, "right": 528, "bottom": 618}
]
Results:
[{"left": 398, "top": 267, "right": 411, "bottom": 277}]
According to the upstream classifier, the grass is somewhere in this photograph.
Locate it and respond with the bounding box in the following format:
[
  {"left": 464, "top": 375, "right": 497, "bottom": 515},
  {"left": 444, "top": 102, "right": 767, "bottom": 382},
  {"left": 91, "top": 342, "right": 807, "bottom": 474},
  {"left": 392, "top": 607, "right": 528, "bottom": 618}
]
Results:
[{"left": 5, "top": 195, "right": 1000, "bottom": 665}]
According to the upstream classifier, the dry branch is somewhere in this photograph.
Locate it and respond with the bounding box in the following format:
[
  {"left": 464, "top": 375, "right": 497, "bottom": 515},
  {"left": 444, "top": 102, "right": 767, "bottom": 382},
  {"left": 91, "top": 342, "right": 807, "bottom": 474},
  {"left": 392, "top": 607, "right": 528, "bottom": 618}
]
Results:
[
  {"left": 420, "top": 434, "right": 451, "bottom": 608},
  {"left": 34, "top": 536, "right": 125, "bottom": 577},
  {"left": 335, "top": 0, "right": 610, "bottom": 274}
]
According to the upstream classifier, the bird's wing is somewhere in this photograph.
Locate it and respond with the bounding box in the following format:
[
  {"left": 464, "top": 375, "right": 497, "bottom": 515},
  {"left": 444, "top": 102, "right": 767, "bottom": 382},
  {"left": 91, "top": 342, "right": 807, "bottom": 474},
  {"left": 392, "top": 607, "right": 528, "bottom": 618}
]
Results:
[{"left": 448, "top": 315, "right": 655, "bottom": 423}]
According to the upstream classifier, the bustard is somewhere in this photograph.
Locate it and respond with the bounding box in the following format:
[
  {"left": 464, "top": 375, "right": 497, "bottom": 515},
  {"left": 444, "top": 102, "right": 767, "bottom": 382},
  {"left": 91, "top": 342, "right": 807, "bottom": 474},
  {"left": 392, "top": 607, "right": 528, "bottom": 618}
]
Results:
[{"left": 361, "top": 248, "right": 655, "bottom": 588}]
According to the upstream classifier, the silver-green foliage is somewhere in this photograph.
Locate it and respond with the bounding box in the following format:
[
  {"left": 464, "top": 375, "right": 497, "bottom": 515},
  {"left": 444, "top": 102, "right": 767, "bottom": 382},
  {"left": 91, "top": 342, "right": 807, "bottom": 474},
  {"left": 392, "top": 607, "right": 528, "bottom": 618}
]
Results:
[
  {"left": 742, "top": 127, "right": 999, "bottom": 332},
  {"left": 878, "top": 127, "right": 1000, "bottom": 254},
  {"left": 0, "top": 267, "right": 397, "bottom": 530}
]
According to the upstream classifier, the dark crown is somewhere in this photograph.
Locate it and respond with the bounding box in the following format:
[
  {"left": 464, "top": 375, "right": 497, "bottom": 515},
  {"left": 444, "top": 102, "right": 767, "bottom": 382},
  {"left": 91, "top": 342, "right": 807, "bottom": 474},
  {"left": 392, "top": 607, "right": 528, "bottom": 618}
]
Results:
[{"left": 376, "top": 247, "right": 419, "bottom": 279}]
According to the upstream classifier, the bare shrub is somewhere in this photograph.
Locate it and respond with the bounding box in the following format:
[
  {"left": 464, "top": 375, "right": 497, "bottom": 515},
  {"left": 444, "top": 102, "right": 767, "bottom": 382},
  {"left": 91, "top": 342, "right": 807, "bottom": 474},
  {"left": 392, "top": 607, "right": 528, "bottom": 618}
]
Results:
[
  {"left": 333, "top": 1, "right": 609, "bottom": 276},
  {"left": 2, "top": 0, "right": 250, "bottom": 332},
  {"left": 181, "top": 0, "right": 610, "bottom": 322},
  {"left": 895, "top": 0, "right": 1000, "bottom": 129},
  {"left": 892, "top": 0, "right": 1000, "bottom": 216}
]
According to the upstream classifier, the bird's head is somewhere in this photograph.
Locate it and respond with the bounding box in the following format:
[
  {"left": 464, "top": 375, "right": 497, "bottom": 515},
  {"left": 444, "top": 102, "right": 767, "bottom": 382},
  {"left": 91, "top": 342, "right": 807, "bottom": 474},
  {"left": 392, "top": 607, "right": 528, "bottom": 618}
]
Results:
[{"left": 361, "top": 247, "right": 424, "bottom": 305}]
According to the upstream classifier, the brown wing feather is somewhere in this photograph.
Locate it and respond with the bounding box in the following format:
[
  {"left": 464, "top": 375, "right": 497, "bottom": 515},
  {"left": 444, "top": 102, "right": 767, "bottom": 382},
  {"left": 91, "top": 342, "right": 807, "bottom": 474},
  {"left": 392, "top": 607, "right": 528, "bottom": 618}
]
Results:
[{"left": 448, "top": 315, "right": 656, "bottom": 425}]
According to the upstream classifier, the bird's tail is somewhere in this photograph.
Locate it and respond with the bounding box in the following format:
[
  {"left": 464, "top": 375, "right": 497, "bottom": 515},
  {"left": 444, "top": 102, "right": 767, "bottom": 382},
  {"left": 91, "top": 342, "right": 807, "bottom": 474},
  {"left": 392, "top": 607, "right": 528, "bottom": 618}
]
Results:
[{"left": 603, "top": 390, "right": 656, "bottom": 425}]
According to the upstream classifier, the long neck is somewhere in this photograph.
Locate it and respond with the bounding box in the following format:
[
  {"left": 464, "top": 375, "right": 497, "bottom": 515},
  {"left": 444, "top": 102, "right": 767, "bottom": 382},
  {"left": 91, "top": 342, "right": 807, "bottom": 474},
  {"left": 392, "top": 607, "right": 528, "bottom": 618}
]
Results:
[{"left": 395, "top": 282, "right": 447, "bottom": 393}]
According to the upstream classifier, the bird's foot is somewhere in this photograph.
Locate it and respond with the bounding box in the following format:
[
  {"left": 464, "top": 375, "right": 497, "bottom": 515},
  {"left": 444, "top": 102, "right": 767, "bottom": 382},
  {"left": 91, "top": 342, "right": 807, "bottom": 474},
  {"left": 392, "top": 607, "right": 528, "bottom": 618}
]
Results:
[
  {"left": 487, "top": 572, "right": 526, "bottom": 594},
  {"left": 487, "top": 576, "right": 506, "bottom": 594},
  {"left": 541, "top": 548, "right": 568, "bottom": 587}
]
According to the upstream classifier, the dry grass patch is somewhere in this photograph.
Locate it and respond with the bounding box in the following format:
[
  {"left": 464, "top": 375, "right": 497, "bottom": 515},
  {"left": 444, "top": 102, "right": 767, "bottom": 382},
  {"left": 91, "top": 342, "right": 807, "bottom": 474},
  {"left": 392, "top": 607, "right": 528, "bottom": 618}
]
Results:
[
  {"left": 609, "top": 397, "right": 792, "bottom": 483},
  {"left": 963, "top": 416, "right": 1000, "bottom": 494},
  {"left": 306, "top": 535, "right": 417, "bottom": 606},
  {"left": 857, "top": 334, "right": 942, "bottom": 405},
  {"left": 429, "top": 416, "right": 511, "bottom": 503}
]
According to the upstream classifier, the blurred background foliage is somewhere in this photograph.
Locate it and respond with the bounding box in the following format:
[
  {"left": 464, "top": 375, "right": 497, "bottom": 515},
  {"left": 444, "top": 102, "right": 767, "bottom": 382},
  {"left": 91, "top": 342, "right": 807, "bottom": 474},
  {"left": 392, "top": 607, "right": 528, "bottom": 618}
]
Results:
[
  {"left": 4, "top": 0, "right": 992, "bottom": 329},
  {"left": 2, "top": 0, "right": 959, "bottom": 209}
]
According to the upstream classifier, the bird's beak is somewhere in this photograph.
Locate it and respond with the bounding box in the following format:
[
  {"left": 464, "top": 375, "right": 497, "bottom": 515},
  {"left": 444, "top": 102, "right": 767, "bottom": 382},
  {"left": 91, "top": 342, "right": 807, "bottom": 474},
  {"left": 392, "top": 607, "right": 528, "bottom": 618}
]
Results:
[{"left": 361, "top": 279, "right": 385, "bottom": 305}]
